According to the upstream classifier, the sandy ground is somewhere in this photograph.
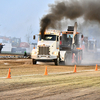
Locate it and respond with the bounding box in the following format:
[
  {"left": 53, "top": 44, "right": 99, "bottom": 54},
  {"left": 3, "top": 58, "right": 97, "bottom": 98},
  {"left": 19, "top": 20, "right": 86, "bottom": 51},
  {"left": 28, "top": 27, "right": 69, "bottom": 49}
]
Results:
[{"left": 0, "top": 59, "right": 100, "bottom": 100}]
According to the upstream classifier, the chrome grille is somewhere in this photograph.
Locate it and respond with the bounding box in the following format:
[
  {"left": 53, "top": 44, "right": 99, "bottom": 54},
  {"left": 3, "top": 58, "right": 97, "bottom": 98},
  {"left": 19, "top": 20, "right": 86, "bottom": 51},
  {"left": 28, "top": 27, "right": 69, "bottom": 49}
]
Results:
[{"left": 38, "top": 46, "right": 49, "bottom": 55}]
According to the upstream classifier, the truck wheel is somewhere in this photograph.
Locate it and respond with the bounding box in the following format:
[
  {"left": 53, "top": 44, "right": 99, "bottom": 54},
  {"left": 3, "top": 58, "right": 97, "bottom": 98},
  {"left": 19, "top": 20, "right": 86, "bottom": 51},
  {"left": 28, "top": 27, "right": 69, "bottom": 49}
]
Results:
[
  {"left": 76, "top": 52, "right": 81, "bottom": 64},
  {"left": 64, "top": 53, "right": 72, "bottom": 65},
  {"left": 32, "top": 59, "right": 37, "bottom": 64},
  {"left": 79, "top": 52, "right": 82, "bottom": 64},
  {"left": 64, "top": 53, "right": 68, "bottom": 65},
  {"left": 55, "top": 57, "right": 59, "bottom": 65}
]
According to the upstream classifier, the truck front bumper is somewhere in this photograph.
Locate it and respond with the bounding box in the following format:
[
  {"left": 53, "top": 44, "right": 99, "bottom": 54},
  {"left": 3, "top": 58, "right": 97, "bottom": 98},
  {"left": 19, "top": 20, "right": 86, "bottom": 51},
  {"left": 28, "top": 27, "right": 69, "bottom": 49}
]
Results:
[{"left": 31, "top": 55, "right": 57, "bottom": 62}]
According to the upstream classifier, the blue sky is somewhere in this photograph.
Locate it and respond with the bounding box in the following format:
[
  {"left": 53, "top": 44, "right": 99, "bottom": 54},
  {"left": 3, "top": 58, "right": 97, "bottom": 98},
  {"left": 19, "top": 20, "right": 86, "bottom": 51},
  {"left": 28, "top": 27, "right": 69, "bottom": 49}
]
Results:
[
  {"left": 0, "top": 0, "right": 56, "bottom": 43},
  {"left": 0, "top": 0, "right": 100, "bottom": 44}
]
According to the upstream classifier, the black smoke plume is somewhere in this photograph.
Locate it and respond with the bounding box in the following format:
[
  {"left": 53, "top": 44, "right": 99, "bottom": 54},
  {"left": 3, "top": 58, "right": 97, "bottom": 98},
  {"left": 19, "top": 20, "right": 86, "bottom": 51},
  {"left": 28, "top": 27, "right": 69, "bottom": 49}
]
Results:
[{"left": 40, "top": 0, "right": 100, "bottom": 39}]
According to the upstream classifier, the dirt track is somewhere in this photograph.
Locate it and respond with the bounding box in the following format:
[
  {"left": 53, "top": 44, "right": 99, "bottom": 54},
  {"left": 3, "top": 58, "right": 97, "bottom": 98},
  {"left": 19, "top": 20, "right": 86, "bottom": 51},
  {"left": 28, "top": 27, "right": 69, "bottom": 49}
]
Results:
[{"left": 0, "top": 59, "right": 100, "bottom": 100}]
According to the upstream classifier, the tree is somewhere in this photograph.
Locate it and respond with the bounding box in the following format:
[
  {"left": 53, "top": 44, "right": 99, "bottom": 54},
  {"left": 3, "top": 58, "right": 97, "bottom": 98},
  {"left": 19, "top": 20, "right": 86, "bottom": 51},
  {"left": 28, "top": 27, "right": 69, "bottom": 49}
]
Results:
[{"left": 25, "top": 25, "right": 33, "bottom": 44}]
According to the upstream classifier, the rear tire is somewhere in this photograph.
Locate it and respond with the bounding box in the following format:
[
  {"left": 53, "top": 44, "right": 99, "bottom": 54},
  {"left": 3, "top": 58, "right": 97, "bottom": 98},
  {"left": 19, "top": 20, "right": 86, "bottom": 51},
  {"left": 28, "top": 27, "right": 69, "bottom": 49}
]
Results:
[
  {"left": 32, "top": 59, "right": 37, "bottom": 64},
  {"left": 76, "top": 52, "right": 81, "bottom": 64},
  {"left": 79, "top": 51, "right": 82, "bottom": 64}
]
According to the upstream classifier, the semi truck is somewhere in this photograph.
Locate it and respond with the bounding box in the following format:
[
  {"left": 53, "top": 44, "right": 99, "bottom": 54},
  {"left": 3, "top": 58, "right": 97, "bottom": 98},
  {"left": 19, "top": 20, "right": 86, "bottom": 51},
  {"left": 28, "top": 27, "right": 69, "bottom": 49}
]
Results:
[
  {"left": 88, "top": 38, "right": 97, "bottom": 52},
  {"left": 31, "top": 22, "right": 83, "bottom": 65},
  {"left": 83, "top": 37, "right": 97, "bottom": 52},
  {"left": 31, "top": 30, "right": 61, "bottom": 65},
  {"left": 60, "top": 22, "right": 83, "bottom": 65}
]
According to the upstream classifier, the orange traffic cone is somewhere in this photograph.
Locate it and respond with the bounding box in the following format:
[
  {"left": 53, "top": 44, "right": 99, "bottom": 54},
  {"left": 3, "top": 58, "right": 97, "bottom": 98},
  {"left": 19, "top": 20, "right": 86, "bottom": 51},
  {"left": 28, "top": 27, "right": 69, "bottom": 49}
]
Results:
[
  {"left": 74, "top": 65, "right": 77, "bottom": 73},
  {"left": 95, "top": 64, "right": 98, "bottom": 71},
  {"left": 7, "top": 68, "right": 11, "bottom": 79},
  {"left": 44, "top": 66, "right": 48, "bottom": 75}
]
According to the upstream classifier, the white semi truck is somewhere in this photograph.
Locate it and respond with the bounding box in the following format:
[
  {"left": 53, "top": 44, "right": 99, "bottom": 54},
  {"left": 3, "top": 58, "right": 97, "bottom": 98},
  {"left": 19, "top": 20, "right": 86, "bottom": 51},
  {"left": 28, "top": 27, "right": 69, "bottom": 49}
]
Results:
[
  {"left": 31, "top": 22, "right": 83, "bottom": 65},
  {"left": 31, "top": 30, "right": 64, "bottom": 65}
]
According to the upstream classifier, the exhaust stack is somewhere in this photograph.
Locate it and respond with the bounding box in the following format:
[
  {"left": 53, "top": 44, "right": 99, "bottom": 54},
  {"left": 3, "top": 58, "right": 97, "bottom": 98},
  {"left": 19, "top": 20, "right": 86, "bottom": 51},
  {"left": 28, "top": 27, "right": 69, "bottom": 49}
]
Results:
[
  {"left": 72, "top": 22, "right": 77, "bottom": 44},
  {"left": 41, "top": 30, "right": 45, "bottom": 40}
]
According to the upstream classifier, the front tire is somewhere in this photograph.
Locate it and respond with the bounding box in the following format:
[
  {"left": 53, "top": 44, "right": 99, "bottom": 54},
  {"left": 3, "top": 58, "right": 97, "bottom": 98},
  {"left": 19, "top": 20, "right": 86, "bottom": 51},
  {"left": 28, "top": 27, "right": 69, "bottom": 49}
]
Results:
[
  {"left": 55, "top": 57, "right": 59, "bottom": 65},
  {"left": 32, "top": 59, "right": 37, "bottom": 64}
]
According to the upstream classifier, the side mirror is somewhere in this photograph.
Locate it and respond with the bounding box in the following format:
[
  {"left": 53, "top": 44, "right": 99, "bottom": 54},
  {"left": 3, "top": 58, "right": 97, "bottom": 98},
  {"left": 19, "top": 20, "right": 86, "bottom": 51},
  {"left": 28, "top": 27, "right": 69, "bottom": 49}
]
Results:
[
  {"left": 33, "top": 35, "right": 35, "bottom": 39},
  {"left": 60, "top": 36, "right": 62, "bottom": 41}
]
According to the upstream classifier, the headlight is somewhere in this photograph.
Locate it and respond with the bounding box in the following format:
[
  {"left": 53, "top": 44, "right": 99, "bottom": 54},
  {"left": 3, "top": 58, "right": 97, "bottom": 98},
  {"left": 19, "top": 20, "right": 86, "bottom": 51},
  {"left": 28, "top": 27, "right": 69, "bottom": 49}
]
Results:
[
  {"left": 52, "top": 51, "right": 58, "bottom": 55},
  {"left": 32, "top": 51, "right": 37, "bottom": 55}
]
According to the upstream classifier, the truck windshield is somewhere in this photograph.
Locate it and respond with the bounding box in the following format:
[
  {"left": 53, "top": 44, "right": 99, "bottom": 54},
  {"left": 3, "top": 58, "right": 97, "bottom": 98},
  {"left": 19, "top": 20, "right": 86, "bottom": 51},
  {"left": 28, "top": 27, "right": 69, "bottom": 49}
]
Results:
[
  {"left": 67, "top": 34, "right": 73, "bottom": 38},
  {"left": 39, "top": 35, "right": 56, "bottom": 41},
  {"left": 62, "top": 34, "right": 72, "bottom": 46}
]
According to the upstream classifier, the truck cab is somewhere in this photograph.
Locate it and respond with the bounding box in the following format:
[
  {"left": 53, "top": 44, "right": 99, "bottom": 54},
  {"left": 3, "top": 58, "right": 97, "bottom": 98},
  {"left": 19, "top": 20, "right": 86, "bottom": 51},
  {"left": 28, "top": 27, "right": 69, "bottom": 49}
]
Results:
[
  {"left": 88, "top": 39, "right": 97, "bottom": 52},
  {"left": 31, "top": 30, "right": 61, "bottom": 65}
]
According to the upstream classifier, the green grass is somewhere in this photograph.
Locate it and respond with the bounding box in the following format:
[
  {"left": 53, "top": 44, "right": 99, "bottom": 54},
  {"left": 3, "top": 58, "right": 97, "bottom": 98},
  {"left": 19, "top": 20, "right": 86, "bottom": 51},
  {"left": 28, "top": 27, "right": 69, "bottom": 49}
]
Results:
[{"left": 0, "top": 71, "right": 100, "bottom": 92}]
